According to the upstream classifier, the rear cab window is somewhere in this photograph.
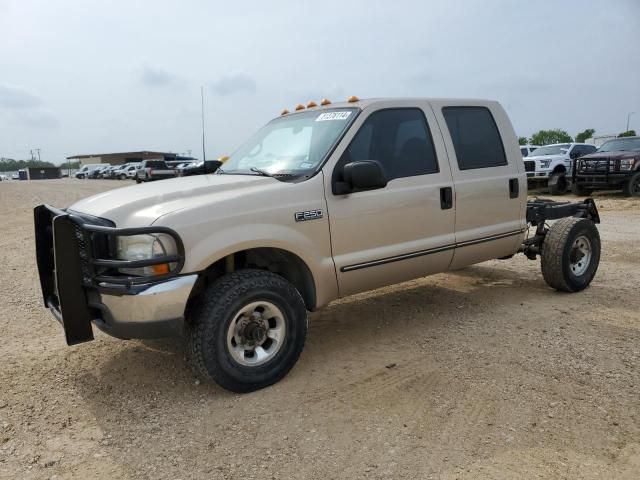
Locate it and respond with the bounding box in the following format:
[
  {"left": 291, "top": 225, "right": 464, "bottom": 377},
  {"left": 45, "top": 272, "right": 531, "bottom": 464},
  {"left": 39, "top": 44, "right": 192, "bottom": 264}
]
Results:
[
  {"left": 145, "top": 160, "right": 167, "bottom": 169},
  {"left": 442, "top": 106, "right": 507, "bottom": 170}
]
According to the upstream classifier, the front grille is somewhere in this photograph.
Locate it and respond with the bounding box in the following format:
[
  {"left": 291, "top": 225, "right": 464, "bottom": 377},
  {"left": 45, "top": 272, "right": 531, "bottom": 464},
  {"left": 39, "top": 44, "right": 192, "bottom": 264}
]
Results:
[
  {"left": 579, "top": 158, "right": 613, "bottom": 173},
  {"left": 74, "top": 226, "right": 93, "bottom": 286},
  {"left": 524, "top": 160, "right": 535, "bottom": 172}
]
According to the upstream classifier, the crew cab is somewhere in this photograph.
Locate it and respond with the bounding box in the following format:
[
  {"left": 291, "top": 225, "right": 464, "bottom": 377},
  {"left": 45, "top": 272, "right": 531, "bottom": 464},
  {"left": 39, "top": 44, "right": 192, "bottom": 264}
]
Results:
[
  {"left": 524, "top": 143, "right": 596, "bottom": 194},
  {"left": 34, "top": 97, "right": 602, "bottom": 393},
  {"left": 135, "top": 160, "right": 174, "bottom": 183},
  {"left": 572, "top": 136, "right": 640, "bottom": 196}
]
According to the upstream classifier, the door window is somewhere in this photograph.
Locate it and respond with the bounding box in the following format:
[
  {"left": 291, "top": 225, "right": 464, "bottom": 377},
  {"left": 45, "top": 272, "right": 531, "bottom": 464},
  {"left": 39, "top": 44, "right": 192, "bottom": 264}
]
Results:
[
  {"left": 339, "top": 108, "right": 439, "bottom": 180},
  {"left": 442, "top": 107, "right": 507, "bottom": 170}
]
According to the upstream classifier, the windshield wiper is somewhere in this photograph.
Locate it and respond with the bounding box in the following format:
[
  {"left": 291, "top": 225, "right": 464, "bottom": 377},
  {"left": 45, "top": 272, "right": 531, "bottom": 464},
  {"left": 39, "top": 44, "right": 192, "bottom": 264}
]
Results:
[{"left": 250, "top": 167, "right": 276, "bottom": 177}]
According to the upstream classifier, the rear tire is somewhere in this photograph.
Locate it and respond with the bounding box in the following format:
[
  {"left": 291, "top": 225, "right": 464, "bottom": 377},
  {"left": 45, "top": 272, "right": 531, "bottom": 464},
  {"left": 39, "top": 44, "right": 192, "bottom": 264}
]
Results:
[
  {"left": 548, "top": 172, "right": 568, "bottom": 195},
  {"left": 623, "top": 172, "right": 640, "bottom": 197},
  {"left": 541, "top": 217, "right": 600, "bottom": 292},
  {"left": 572, "top": 183, "right": 592, "bottom": 196},
  {"left": 186, "top": 269, "right": 308, "bottom": 393}
]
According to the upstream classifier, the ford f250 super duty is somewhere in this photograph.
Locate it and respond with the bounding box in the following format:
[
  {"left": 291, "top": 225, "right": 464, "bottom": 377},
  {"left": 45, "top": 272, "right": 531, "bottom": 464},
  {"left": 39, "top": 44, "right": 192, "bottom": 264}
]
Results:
[{"left": 34, "top": 97, "right": 601, "bottom": 392}]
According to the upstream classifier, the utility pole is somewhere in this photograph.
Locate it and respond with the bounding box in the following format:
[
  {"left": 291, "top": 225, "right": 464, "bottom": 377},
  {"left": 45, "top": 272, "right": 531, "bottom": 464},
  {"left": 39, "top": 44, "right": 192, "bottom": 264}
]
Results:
[
  {"left": 30, "top": 149, "right": 35, "bottom": 161},
  {"left": 201, "top": 86, "right": 206, "bottom": 161},
  {"left": 35, "top": 148, "right": 41, "bottom": 162}
]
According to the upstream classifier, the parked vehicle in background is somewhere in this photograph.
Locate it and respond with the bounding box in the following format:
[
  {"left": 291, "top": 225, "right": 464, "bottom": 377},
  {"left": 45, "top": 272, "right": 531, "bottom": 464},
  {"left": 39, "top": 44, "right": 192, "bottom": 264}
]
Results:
[
  {"left": 572, "top": 136, "right": 640, "bottom": 196},
  {"left": 0, "top": 174, "right": 9, "bottom": 181},
  {"left": 74, "top": 164, "right": 106, "bottom": 179},
  {"left": 127, "top": 164, "right": 141, "bottom": 179},
  {"left": 520, "top": 145, "right": 539, "bottom": 157},
  {"left": 101, "top": 166, "right": 120, "bottom": 179},
  {"left": 115, "top": 164, "right": 139, "bottom": 179},
  {"left": 524, "top": 143, "right": 597, "bottom": 194},
  {"left": 34, "top": 97, "right": 603, "bottom": 393},
  {"left": 88, "top": 165, "right": 112, "bottom": 179},
  {"left": 135, "top": 160, "right": 175, "bottom": 183}
]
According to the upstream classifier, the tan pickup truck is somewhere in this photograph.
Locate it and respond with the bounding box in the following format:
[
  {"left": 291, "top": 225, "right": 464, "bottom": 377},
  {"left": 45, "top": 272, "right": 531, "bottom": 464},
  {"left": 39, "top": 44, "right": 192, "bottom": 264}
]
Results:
[{"left": 34, "top": 97, "right": 601, "bottom": 392}]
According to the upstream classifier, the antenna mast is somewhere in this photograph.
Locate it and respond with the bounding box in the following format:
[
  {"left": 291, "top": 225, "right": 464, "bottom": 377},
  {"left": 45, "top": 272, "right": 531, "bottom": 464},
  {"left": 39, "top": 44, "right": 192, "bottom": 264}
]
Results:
[{"left": 201, "top": 86, "right": 206, "bottom": 161}]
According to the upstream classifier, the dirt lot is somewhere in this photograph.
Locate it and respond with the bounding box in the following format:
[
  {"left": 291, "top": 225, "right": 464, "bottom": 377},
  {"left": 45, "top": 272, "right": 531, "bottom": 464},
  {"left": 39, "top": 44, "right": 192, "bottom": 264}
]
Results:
[{"left": 1, "top": 179, "right": 639, "bottom": 479}]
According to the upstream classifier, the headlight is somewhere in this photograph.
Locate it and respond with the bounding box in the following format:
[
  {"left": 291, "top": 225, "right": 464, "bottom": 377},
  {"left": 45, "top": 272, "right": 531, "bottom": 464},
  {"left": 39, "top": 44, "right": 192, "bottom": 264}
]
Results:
[
  {"left": 620, "top": 158, "right": 636, "bottom": 171},
  {"left": 116, "top": 233, "right": 177, "bottom": 276},
  {"left": 539, "top": 160, "right": 551, "bottom": 169}
]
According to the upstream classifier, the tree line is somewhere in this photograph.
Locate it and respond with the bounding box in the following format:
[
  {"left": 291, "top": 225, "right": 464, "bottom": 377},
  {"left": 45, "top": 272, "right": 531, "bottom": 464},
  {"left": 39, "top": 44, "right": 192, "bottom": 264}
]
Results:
[
  {"left": 519, "top": 129, "right": 636, "bottom": 146},
  {"left": 0, "top": 158, "right": 80, "bottom": 172}
]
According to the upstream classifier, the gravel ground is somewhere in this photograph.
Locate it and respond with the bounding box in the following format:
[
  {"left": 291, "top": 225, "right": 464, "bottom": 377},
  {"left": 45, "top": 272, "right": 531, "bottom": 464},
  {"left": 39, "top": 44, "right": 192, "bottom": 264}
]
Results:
[{"left": 1, "top": 179, "right": 639, "bottom": 479}]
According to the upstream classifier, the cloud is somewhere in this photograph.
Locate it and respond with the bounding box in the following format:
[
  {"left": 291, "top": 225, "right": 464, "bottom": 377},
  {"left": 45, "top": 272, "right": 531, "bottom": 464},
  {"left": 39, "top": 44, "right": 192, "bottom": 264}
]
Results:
[
  {"left": 210, "top": 73, "right": 256, "bottom": 96},
  {"left": 19, "top": 109, "right": 60, "bottom": 128},
  {"left": 0, "top": 85, "right": 43, "bottom": 109},
  {"left": 141, "top": 66, "right": 183, "bottom": 87}
]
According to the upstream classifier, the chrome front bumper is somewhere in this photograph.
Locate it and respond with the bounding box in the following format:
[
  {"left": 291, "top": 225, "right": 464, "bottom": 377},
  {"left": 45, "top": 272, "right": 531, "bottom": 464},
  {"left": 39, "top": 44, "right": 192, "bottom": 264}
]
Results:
[{"left": 90, "top": 274, "right": 198, "bottom": 339}]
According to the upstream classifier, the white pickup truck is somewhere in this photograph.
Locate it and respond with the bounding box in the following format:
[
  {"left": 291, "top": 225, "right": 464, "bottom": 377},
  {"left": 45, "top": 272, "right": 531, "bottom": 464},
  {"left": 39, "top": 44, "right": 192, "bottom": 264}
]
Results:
[
  {"left": 34, "top": 97, "right": 601, "bottom": 392},
  {"left": 524, "top": 142, "right": 597, "bottom": 194}
]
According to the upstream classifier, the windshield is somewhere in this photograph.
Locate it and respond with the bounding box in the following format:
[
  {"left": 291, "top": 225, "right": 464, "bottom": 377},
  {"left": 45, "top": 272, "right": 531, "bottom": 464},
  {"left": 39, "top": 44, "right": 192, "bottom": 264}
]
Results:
[
  {"left": 531, "top": 144, "right": 571, "bottom": 156},
  {"left": 222, "top": 108, "right": 358, "bottom": 176},
  {"left": 597, "top": 138, "right": 640, "bottom": 153}
]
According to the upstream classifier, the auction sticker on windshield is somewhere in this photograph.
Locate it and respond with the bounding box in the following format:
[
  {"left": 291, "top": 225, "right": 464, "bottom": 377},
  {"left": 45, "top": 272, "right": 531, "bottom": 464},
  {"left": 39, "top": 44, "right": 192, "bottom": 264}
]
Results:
[{"left": 315, "top": 111, "right": 352, "bottom": 122}]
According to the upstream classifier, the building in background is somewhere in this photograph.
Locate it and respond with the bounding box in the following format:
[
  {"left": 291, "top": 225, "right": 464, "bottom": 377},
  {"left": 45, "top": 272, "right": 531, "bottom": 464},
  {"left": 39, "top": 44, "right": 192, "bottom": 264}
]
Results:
[{"left": 66, "top": 151, "right": 195, "bottom": 166}]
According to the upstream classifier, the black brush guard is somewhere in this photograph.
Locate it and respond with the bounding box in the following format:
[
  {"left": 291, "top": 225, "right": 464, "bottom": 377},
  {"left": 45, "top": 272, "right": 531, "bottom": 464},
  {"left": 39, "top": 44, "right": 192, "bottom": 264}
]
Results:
[{"left": 34, "top": 204, "right": 185, "bottom": 345}]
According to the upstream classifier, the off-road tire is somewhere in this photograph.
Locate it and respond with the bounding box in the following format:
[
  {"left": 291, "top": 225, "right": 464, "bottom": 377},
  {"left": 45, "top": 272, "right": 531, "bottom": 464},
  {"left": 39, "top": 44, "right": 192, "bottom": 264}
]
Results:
[
  {"left": 185, "top": 269, "right": 308, "bottom": 393},
  {"left": 572, "top": 183, "right": 593, "bottom": 196},
  {"left": 541, "top": 217, "right": 600, "bottom": 292},
  {"left": 548, "top": 172, "right": 568, "bottom": 195},
  {"left": 623, "top": 172, "right": 640, "bottom": 197}
]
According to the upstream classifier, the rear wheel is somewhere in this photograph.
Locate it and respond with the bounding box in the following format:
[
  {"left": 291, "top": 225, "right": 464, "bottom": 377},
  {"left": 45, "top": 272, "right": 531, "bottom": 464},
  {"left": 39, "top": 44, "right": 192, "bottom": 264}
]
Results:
[
  {"left": 186, "top": 269, "right": 308, "bottom": 393},
  {"left": 623, "top": 172, "right": 640, "bottom": 197},
  {"left": 541, "top": 217, "right": 600, "bottom": 292},
  {"left": 548, "top": 172, "right": 568, "bottom": 195}
]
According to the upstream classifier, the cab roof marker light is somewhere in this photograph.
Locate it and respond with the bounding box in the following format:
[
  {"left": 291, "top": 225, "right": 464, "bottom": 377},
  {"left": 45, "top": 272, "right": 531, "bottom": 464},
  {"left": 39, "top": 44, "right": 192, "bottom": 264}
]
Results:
[
  {"left": 347, "top": 95, "right": 359, "bottom": 103},
  {"left": 320, "top": 98, "right": 331, "bottom": 105},
  {"left": 306, "top": 101, "right": 318, "bottom": 108},
  {"left": 280, "top": 109, "right": 290, "bottom": 115},
  {"left": 295, "top": 103, "right": 305, "bottom": 111}
]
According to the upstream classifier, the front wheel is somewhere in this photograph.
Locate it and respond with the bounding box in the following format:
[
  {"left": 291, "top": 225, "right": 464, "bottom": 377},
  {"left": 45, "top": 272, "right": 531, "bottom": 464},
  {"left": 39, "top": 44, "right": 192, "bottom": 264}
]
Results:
[
  {"left": 541, "top": 217, "right": 600, "bottom": 292},
  {"left": 548, "top": 172, "right": 568, "bottom": 195},
  {"left": 623, "top": 172, "right": 640, "bottom": 197},
  {"left": 186, "top": 269, "right": 308, "bottom": 393}
]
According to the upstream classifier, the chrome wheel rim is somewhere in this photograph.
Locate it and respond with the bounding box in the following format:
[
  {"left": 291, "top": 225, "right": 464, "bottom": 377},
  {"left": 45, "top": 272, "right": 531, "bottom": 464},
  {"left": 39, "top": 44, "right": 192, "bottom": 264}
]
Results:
[
  {"left": 226, "top": 301, "right": 286, "bottom": 367},
  {"left": 570, "top": 235, "right": 592, "bottom": 276}
]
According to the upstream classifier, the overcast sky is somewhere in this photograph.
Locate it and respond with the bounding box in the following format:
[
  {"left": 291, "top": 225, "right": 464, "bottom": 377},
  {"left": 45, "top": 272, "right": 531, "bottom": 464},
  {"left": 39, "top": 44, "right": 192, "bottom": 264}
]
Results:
[{"left": 1, "top": 0, "right": 639, "bottom": 164}]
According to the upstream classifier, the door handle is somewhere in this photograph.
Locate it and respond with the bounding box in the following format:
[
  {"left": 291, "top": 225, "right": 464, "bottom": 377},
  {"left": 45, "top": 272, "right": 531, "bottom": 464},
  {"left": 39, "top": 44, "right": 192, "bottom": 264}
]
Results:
[
  {"left": 509, "top": 178, "right": 519, "bottom": 199},
  {"left": 440, "top": 186, "right": 453, "bottom": 209}
]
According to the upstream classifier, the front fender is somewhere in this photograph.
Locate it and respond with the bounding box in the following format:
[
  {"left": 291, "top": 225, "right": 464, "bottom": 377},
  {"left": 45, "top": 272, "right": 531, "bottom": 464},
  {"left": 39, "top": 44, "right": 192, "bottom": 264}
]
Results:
[{"left": 161, "top": 222, "right": 338, "bottom": 309}]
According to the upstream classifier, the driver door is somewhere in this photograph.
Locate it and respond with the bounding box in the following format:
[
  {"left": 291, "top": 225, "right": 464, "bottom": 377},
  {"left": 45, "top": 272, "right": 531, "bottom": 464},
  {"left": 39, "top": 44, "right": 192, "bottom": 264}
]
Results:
[{"left": 323, "top": 102, "right": 456, "bottom": 297}]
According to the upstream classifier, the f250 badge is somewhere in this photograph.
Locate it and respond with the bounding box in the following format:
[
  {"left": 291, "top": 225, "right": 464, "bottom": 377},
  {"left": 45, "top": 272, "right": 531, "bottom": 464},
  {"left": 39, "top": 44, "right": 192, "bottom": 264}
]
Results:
[{"left": 294, "top": 209, "right": 323, "bottom": 222}]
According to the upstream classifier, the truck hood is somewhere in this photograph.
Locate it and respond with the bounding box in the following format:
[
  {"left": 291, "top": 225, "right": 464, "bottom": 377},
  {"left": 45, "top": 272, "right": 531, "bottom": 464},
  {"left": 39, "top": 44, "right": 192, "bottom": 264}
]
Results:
[
  {"left": 68, "top": 174, "right": 279, "bottom": 227},
  {"left": 525, "top": 154, "right": 566, "bottom": 162},
  {"left": 580, "top": 150, "right": 639, "bottom": 160}
]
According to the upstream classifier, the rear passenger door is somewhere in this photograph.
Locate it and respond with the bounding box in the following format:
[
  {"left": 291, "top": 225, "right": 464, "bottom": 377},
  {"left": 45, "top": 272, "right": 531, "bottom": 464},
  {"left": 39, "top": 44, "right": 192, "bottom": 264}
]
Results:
[
  {"left": 430, "top": 101, "right": 526, "bottom": 269},
  {"left": 324, "top": 103, "right": 456, "bottom": 297}
]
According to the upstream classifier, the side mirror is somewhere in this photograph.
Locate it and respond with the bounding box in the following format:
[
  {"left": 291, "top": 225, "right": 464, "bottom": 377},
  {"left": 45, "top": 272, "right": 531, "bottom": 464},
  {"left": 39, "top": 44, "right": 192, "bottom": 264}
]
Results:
[
  {"left": 334, "top": 160, "right": 388, "bottom": 194},
  {"left": 204, "top": 160, "right": 222, "bottom": 173}
]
